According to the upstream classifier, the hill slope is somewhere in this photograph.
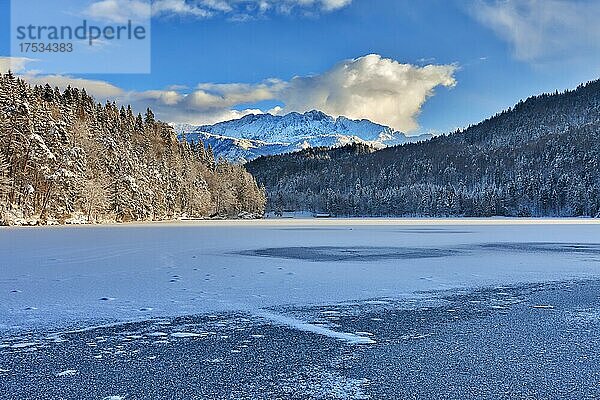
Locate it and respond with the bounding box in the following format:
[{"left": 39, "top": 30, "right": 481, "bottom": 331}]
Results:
[
  {"left": 0, "top": 72, "right": 265, "bottom": 225},
  {"left": 246, "top": 80, "right": 600, "bottom": 217}
]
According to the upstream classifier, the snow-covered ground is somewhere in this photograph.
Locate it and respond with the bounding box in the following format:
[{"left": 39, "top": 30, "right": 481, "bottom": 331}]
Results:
[{"left": 1, "top": 219, "right": 600, "bottom": 335}]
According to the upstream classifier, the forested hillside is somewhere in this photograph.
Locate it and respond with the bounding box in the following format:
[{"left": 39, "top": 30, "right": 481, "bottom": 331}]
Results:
[
  {"left": 247, "top": 80, "right": 600, "bottom": 217},
  {"left": 0, "top": 72, "right": 265, "bottom": 225}
]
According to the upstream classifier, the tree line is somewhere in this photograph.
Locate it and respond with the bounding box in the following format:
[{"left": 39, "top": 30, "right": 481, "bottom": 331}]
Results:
[{"left": 247, "top": 80, "right": 600, "bottom": 218}]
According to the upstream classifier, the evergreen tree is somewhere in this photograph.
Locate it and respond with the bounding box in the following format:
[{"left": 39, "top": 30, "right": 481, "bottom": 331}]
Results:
[
  {"left": 247, "top": 79, "right": 600, "bottom": 218},
  {"left": 144, "top": 108, "right": 155, "bottom": 125},
  {"left": 0, "top": 73, "right": 266, "bottom": 225}
]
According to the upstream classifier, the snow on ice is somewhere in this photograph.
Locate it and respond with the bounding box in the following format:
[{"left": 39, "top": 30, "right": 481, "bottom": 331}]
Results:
[{"left": 1, "top": 219, "right": 600, "bottom": 343}]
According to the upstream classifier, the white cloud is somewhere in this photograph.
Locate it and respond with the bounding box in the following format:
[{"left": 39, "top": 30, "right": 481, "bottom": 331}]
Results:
[
  {"left": 189, "top": 81, "right": 286, "bottom": 108},
  {"left": 127, "top": 55, "right": 456, "bottom": 131},
  {"left": 30, "top": 75, "right": 126, "bottom": 98},
  {"left": 3, "top": 55, "right": 456, "bottom": 132},
  {"left": 84, "top": 0, "right": 352, "bottom": 22},
  {"left": 0, "top": 57, "right": 265, "bottom": 125},
  {"left": 265, "top": 0, "right": 351, "bottom": 12},
  {"left": 321, "top": 0, "right": 352, "bottom": 11},
  {"left": 471, "top": 0, "right": 600, "bottom": 62},
  {"left": 84, "top": 0, "right": 151, "bottom": 23},
  {"left": 132, "top": 89, "right": 182, "bottom": 105},
  {"left": 152, "top": 0, "right": 213, "bottom": 18},
  {"left": 279, "top": 54, "right": 457, "bottom": 131},
  {"left": 0, "top": 57, "right": 124, "bottom": 98},
  {"left": 0, "top": 57, "right": 36, "bottom": 74}
]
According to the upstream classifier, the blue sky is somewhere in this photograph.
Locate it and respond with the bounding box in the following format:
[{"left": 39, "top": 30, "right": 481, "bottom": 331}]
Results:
[{"left": 2, "top": 0, "right": 600, "bottom": 134}]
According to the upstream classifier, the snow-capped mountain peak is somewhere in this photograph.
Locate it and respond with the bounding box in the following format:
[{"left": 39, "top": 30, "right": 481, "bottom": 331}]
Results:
[{"left": 174, "top": 110, "right": 431, "bottom": 162}]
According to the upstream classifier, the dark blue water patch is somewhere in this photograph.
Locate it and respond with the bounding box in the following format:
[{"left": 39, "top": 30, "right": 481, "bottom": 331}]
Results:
[
  {"left": 481, "top": 242, "right": 600, "bottom": 255},
  {"left": 237, "top": 246, "right": 461, "bottom": 262}
]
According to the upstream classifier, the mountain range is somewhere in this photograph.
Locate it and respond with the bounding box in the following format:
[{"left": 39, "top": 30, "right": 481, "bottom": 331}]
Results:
[{"left": 174, "top": 110, "right": 431, "bottom": 162}]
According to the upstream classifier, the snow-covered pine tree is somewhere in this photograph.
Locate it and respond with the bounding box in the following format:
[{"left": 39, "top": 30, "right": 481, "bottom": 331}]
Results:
[{"left": 0, "top": 72, "right": 266, "bottom": 225}]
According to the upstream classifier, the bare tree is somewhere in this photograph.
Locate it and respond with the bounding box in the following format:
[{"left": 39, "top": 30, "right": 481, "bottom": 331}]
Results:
[{"left": 82, "top": 178, "right": 108, "bottom": 223}]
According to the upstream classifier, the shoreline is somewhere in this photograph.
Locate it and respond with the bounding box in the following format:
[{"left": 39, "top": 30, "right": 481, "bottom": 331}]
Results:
[{"left": 2, "top": 216, "right": 600, "bottom": 230}]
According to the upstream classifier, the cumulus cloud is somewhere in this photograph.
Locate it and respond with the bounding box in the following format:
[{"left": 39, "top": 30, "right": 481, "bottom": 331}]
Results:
[
  {"left": 471, "top": 0, "right": 600, "bottom": 62},
  {"left": 279, "top": 54, "right": 457, "bottom": 131},
  {"left": 83, "top": 0, "right": 351, "bottom": 22},
  {"left": 123, "top": 55, "right": 456, "bottom": 131},
  {"left": 3, "top": 55, "right": 457, "bottom": 132}
]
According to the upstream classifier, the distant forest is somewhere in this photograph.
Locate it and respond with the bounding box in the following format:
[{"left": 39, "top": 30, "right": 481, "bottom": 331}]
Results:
[
  {"left": 0, "top": 72, "right": 265, "bottom": 225},
  {"left": 247, "top": 80, "right": 600, "bottom": 217}
]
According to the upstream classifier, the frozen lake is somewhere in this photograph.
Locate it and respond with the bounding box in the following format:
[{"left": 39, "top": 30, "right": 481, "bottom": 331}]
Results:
[
  {"left": 2, "top": 219, "right": 600, "bottom": 399},
  {"left": 1, "top": 219, "right": 600, "bottom": 334}
]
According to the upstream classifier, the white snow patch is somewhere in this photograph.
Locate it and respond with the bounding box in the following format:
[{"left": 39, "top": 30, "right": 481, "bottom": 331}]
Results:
[
  {"left": 281, "top": 365, "right": 371, "bottom": 400},
  {"left": 45, "top": 333, "right": 66, "bottom": 343},
  {"left": 170, "top": 332, "right": 202, "bottom": 338},
  {"left": 401, "top": 333, "right": 432, "bottom": 340},
  {"left": 56, "top": 369, "right": 78, "bottom": 377},
  {"left": 257, "top": 310, "right": 376, "bottom": 345},
  {"left": 577, "top": 310, "right": 600, "bottom": 319},
  {"left": 11, "top": 342, "right": 37, "bottom": 349},
  {"left": 204, "top": 358, "right": 223, "bottom": 363}
]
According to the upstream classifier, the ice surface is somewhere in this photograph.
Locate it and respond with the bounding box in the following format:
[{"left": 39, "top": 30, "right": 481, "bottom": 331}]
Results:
[{"left": 1, "top": 219, "right": 600, "bottom": 337}]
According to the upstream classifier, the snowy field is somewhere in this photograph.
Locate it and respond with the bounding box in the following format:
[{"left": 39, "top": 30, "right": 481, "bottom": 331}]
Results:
[
  {"left": 2, "top": 219, "right": 600, "bottom": 398},
  {"left": 1, "top": 219, "right": 600, "bottom": 334}
]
